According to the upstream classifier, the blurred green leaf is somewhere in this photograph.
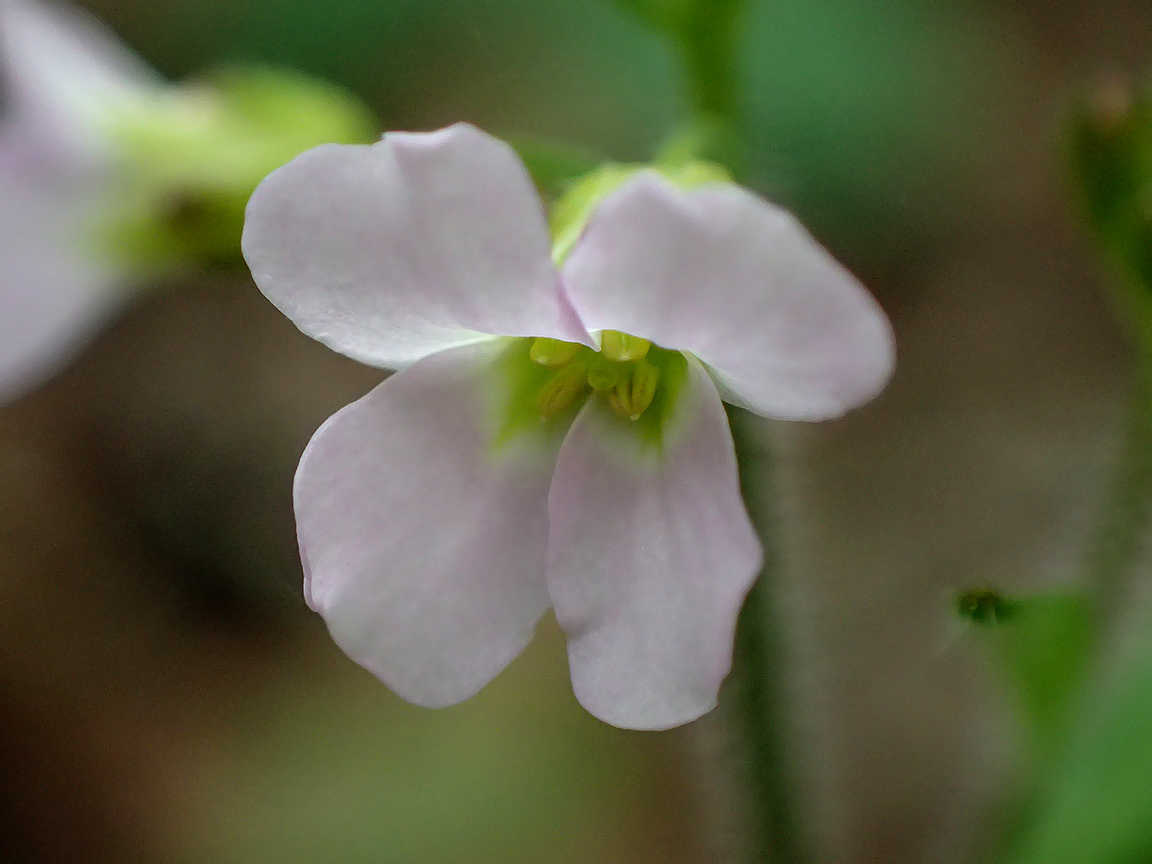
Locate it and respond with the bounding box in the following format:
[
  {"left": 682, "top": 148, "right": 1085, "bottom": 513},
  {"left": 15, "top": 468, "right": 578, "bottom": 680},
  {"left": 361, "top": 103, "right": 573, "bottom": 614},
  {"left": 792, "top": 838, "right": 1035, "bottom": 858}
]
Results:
[
  {"left": 1006, "top": 622, "right": 1152, "bottom": 864},
  {"left": 975, "top": 592, "right": 1094, "bottom": 749},
  {"left": 1068, "top": 78, "right": 1152, "bottom": 345}
]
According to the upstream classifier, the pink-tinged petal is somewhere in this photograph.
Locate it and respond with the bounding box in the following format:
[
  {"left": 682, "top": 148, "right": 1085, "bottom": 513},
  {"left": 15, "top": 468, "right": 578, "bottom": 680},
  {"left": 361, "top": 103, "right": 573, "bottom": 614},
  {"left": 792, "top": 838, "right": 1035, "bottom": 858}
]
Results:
[
  {"left": 0, "top": 0, "right": 161, "bottom": 168},
  {"left": 297, "top": 341, "right": 560, "bottom": 707},
  {"left": 243, "top": 123, "right": 590, "bottom": 370},
  {"left": 562, "top": 173, "right": 895, "bottom": 421},
  {"left": 0, "top": 149, "right": 120, "bottom": 403},
  {"left": 547, "top": 357, "right": 762, "bottom": 729}
]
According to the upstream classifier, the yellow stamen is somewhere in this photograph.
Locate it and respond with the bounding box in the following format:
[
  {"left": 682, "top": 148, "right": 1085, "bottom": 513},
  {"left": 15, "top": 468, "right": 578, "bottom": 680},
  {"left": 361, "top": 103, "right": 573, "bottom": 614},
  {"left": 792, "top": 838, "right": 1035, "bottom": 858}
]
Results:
[
  {"left": 628, "top": 359, "right": 660, "bottom": 419},
  {"left": 537, "top": 360, "right": 591, "bottom": 418},
  {"left": 529, "top": 337, "right": 581, "bottom": 368},
  {"left": 600, "top": 330, "right": 651, "bottom": 363},
  {"left": 607, "top": 360, "right": 661, "bottom": 421}
]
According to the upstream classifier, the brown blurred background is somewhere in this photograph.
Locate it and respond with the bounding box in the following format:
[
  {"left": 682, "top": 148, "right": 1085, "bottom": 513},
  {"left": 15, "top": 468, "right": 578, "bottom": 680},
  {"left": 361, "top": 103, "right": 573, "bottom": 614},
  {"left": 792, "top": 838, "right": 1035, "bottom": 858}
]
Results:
[{"left": 2, "top": 0, "right": 1151, "bottom": 861}]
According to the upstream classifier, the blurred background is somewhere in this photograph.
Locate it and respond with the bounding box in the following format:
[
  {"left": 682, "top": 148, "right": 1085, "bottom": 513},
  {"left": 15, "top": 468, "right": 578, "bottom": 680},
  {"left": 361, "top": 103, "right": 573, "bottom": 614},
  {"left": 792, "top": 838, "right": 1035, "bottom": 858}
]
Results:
[{"left": 2, "top": 0, "right": 1151, "bottom": 861}]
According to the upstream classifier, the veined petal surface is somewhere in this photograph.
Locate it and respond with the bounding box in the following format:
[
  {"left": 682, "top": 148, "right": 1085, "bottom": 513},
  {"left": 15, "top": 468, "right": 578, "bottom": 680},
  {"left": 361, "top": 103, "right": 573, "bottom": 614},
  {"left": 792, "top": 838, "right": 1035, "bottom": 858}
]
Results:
[
  {"left": 0, "top": 0, "right": 162, "bottom": 168},
  {"left": 562, "top": 172, "right": 895, "bottom": 421},
  {"left": 546, "top": 357, "right": 762, "bottom": 729},
  {"left": 243, "top": 123, "right": 590, "bottom": 370},
  {"left": 296, "top": 341, "right": 559, "bottom": 707}
]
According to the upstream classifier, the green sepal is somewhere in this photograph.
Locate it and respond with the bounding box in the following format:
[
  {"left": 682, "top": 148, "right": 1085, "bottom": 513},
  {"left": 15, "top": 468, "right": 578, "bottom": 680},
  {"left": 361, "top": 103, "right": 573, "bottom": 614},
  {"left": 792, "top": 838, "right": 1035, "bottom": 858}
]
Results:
[
  {"left": 550, "top": 163, "right": 642, "bottom": 265},
  {"left": 656, "top": 116, "right": 744, "bottom": 179},
  {"left": 98, "top": 66, "right": 378, "bottom": 271},
  {"left": 505, "top": 134, "right": 608, "bottom": 201},
  {"left": 550, "top": 158, "right": 732, "bottom": 265}
]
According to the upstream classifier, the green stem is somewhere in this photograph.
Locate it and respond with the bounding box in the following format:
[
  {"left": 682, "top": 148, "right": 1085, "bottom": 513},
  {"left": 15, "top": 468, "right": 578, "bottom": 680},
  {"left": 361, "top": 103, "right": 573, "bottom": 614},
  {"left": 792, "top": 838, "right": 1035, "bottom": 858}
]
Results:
[
  {"left": 676, "top": 0, "right": 743, "bottom": 125},
  {"left": 671, "top": 0, "right": 748, "bottom": 176},
  {"left": 729, "top": 409, "right": 804, "bottom": 864},
  {"left": 1084, "top": 351, "right": 1152, "bottom": 624},
  {"left": 613, "top": 0, "right": 749, "bottom": 175}
]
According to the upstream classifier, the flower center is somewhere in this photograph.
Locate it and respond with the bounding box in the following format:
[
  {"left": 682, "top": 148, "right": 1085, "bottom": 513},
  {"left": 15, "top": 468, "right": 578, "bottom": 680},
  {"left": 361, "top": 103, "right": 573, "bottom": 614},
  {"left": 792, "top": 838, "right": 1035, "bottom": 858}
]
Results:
[
  {"left": 530, "top": 331, "right": 669, "bottom": 422},
  {"left": 491, "top": 335, "right": 687, "bottom": 452}
]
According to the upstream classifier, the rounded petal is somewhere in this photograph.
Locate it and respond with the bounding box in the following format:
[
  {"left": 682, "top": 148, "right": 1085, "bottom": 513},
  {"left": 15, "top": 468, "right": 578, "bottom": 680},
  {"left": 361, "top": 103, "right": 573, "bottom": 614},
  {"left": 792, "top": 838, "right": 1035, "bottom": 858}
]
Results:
[
  {"left": 562, "top": 173, "right": 895, "bottom": 421},
  {"left": 0, "top": 151, "right": 120, "bottom": 403},
  {"left": 243, "top": 123, "right": 590, "bottom": 370},
  {"left": 546, "top": 357, "right": 763, "bottom": 729},
  {"left": 297, "top": 341, "right": 560, "bottom": 707},
  {"left": 0, "top": 0, "right": 162, "bottom": 168}
]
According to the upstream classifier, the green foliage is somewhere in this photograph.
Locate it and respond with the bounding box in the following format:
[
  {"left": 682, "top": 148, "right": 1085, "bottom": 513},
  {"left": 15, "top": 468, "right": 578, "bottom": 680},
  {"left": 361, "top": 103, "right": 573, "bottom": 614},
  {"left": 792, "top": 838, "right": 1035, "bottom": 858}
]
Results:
[
  {"left": 1006, "top": 623, "right": 1152, "bottom": 864},
  {"left": 960, "top": 590, "right": 1094, "bottom": 756},
  {"left": 1068, "top": 79, "right": 1152, "bottom": 346},
  {"left": 976, "top": 593, "right": 1094, "bottom": 749}
]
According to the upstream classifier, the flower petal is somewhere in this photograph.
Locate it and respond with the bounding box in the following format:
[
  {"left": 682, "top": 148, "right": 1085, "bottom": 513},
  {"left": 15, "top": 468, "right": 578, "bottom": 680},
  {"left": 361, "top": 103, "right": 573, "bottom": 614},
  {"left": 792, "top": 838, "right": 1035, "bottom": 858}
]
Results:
[
  {"left": 0, "top": 146, "right": 120, "bottom": 403},
  {"left": 562, "top": 173, "right": 895, "bottom": 420},
  {"left": 297, "top": 341, "right": 559, "bottom": 707},
  {"left": 546, "top": 356, "right": 762, "bottom": 729},
  {"left": 0, "top": 0, "right": 162, "bottom": 168},
  {"left": 243, "top": 123, "right": 590, "bottom": 370}
]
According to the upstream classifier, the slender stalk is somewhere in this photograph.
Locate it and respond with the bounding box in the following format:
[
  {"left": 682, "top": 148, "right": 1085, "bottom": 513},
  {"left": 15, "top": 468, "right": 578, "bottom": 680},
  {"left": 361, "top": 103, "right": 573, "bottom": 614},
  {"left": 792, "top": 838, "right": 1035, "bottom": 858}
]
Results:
[
  {"left": 1084, "top": 350, "right": 1152, "bottom": 624},
  {"left": 677, "top": 0, "right": 743, "bottom": 126},
  {"left": 672, "top": 0, "right": 748, "bottom": 177},
  {"left": 728, "top": 409, "right": 804, "bottom": 864}
]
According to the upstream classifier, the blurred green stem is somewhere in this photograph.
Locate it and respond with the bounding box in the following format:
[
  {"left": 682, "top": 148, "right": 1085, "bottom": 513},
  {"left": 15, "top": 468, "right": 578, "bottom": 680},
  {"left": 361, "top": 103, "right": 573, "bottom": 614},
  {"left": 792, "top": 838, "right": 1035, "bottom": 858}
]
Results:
[
  {"left": 674, "top": 0, "right": 744, "bottom": 127},
  {"left": 1084, "top": 350, "right": 1152, "bottom": 623},
  {"left": 612, "top": 0, "right": 748, "bottom": 174},
  {"left": 729, "top": 410, "right": 803, "bottom": 864}
]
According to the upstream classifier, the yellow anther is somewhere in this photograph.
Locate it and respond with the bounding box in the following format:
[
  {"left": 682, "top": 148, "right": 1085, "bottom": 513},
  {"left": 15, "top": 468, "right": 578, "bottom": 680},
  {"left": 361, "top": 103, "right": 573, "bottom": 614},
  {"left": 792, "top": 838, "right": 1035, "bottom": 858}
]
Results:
[
  {"left": 607, "top": 381, "right": 632, "bottom": 419},
  {"left": 529, "top": 337, "right": 581, "bottom": 368},
  {"left": 587, "top": 356, "right": 622, "bottom": 392},
  {"left": 600, "top": 330, "right": 651, "bottom": 363},
  {"left": 607, "top": 360, "right": 661, "bottom": 421},
  {"left": 628, "top": 359, "right": 660, "bottom": 418},
  {"left": 537, "top": 361, "right": 591, "bottom": 418}
]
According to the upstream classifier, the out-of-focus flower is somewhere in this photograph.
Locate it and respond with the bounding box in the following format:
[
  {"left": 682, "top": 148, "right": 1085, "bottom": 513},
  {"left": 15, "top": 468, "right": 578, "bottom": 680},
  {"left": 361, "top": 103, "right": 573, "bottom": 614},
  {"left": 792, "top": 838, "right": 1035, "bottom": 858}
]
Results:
[
  {"left": 243, "top": 123, "right": 894, "bottom": 729},
  {"left": 0, "top": 0, "right": 375, "bottom": 402}
]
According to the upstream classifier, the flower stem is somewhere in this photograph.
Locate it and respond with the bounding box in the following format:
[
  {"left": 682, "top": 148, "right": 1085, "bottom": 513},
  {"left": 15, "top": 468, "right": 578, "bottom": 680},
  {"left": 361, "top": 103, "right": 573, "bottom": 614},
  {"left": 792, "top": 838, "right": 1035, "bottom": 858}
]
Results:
[
  {"left": 728, "top": 408, "right": 805, "bottom": 864},
  {"left": 1084, "top": 350, "right": 1152, "bottom": 624},
  {"left": 675, "top": 0, "right": 744, "bottom": 127}
]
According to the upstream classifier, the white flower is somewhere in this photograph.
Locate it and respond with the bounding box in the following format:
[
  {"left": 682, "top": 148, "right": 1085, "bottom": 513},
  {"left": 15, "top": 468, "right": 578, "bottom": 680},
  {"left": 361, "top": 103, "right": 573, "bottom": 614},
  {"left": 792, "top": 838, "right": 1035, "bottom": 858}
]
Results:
[
  {"left": 242, "top": 123, "right": 894, "bottom": 729},
  {"left": 0, "top": 0, "right": 160, "bottom": 401},
  {"left": 0, "top": 0, "right": 376, "bottom": 402}
]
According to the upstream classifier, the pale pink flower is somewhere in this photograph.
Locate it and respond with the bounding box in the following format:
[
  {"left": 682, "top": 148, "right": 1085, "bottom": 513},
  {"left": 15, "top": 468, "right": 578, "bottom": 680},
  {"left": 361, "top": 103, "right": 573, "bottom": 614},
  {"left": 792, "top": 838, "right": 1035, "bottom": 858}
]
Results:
[
  {"left": 0, "top": 0, "right": 161, "bottom": 401},
  {"left": 242, "top": 123, "right": 894, "bottom": 729}
]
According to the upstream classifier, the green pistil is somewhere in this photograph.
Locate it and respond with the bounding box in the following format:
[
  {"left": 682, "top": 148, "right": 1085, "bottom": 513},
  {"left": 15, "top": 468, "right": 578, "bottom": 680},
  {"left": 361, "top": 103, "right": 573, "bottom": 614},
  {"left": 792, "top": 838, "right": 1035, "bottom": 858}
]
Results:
[{"left": 587, "top": 355, "right": 623, "bottom": 392}]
